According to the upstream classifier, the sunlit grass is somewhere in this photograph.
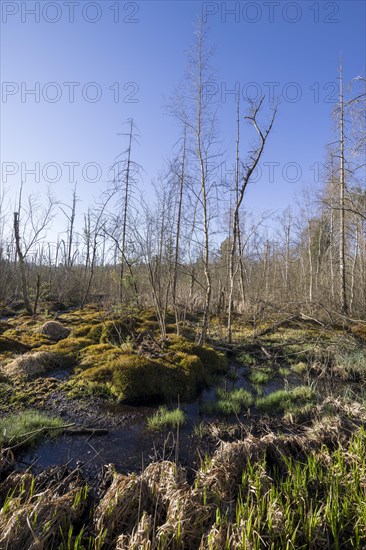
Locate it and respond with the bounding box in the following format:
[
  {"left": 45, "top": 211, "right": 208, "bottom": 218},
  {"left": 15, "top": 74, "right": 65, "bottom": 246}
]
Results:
[
  {"left": 237, "top": 352, "right": 256, "bottom": 365},
  {"left": 147, "top": 406, "right": 185, "bottom": 431},
  {"left": 232, "top": 427, "right": 366, "bottom": 548},
  {"left": 0, "top": 410, "right": 64, "bottom": 447},
  {"left": 203, "top": 387, "right": 254, "bottom": 415},
  {"left": 248, "top": 367, "right": 273, "bottom": 384},
  {"left": 256, "top": 385, "right": 315, "bottom": 414},
  {"left": 333, "top": 349, "right": 366, "bottom": 380}
]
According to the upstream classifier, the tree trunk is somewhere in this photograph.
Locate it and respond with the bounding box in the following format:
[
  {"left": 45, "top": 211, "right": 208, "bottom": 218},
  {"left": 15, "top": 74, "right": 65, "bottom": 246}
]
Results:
[
  {"left": 339, "top": 62, "right": 348, "bottom": 315},
  {"left": 13, "top": 212, "right": 33, "bottom": 314}
]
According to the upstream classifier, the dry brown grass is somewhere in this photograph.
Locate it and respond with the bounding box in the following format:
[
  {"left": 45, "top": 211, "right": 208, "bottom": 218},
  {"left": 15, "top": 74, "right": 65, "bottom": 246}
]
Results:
[
  {"left": 1, "top": 350, "right": 68, "bottom": 380},
  {"left": 0, "top": 486, "right": 87, "bottom": 550},
  {"left": 90, "top": 397, "right": 366, "bottom": 548},
  {"left": 116, "top": 512, "right": 153, "bottom": 549},
  {"left": 1, "top": 394, "right": 365, "bottom": 549},
  {"left": 94, "top": 473, "right": 152, "bottom": 547}
]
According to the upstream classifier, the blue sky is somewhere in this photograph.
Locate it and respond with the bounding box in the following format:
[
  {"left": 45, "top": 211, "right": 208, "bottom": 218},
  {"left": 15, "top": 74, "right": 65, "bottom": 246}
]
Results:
[{"left": 1, "top": 0, "right": 365, "bottom": 229}]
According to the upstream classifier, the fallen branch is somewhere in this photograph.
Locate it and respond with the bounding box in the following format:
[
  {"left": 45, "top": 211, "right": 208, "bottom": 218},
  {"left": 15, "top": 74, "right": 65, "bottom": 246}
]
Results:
[
  {"left": 253, "top": 316, "right": 299, "bottom": 338},
  {"left": 3, "top": 423, "right": 108, "bottom": 452}
]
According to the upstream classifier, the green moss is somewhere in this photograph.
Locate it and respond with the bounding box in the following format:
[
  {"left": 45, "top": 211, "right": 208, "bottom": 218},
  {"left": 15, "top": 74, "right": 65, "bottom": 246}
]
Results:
[
  {"left": 2, "top": 327, "right": 52, "bottom": 350},
  {"left": 77, "top": 349, "right": 206, "bottom": 403},
  {"left": 70, "top": 323, "right": 100, "bottom": 340},
  {"left": 0, "top": 336, "right": 28, "bottom": 353},
  {"left": 78, "top": 343, "right": 127, "bottom": 370},
  {"left": 135, "top": 319, "right": 159, "bottom": 334},
  {"left": 100, "top": 320, "right": 130, "bottom": 345},
  {"left": 170, "top": 351, "right": 205, "bottom": 397},
  {"left": 39, "top": 337, "right": 93, "bottom": 365},
  {"left": 168, "top": 338, "right": 228, "bottom": 374}
]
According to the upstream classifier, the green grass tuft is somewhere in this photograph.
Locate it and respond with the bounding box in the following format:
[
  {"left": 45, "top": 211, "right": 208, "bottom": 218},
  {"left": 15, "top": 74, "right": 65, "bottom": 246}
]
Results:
[
  {"left": 147, "top": 406, "right": 186, "bottom": 431},
  {"left": 237, "top": 352, "right": 256, "bottom": 365},
  {"left": 203, "top": 387, "right": 254, "bottom": 415},
  {"left": 256, "top": 385, "right": 315, "bottom": 414},
  {"left": 0, "top": 410, "right": 64, "bottom": 448},
  {"left": 248, "top": 368, "right": 273, "bottom": 384},
  {"left": 333, "top": 349, "right": 366, "bottom": 381}
]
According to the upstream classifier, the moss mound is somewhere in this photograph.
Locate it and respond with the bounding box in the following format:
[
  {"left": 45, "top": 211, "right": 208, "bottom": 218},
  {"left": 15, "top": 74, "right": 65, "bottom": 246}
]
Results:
[
  {"left": 1, "top": 328, "right": 51, "bottom": 350},
  {"left": 78, "top": 350, "right": 206, "bottom": 402},
  {"left": 1, "top": 351, "right": 70, "bottom": 380},
  {"left": 100, "top": 320, "right": 130, "bottom": 345},
  {"left": 168, "top": 337, "right": 228, "bottom": 374},
  {"left": 78, "top": 343, "right": 128, "bottom": 370},
  {"left": 0, "top": 337, "right": 28, "bottom": 354},
  {"left": 36, "top": 337, "right": 93, "bottom": 366},
  {"left": 37, "top": 321, "right": 70, "bottom": 341}
]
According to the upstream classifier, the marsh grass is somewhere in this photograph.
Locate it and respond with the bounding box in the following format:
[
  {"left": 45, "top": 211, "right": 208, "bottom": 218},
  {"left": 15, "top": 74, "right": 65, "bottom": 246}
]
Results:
[
  {"left": 203, "top": 388, "right": 253, "bottom": 416},
  {"left": 291, "top": 361, "right": 308, "bottom": 374},
  {"left": 230, "top": 428, "right": 366, "bottom": 548},
  {"left": 237, "top": 352, "right": 256, "bottom": 365},
  {"left": 147, "top": 406, "right": 185, "bottom": 431},
  {"left": 0, "top": 410, "right": 64, "bottom": 447},
  {"left": 333, "top": 349, "right": 366, "bottom": 380},
  {"left": 255, "top": 385, "right": 315, "bottom": 414},
  {"left": 2, "top": 401, "right": 366, "bottom": 549},
  {"left": 279, "top": 366, "right": 291, "bottom": 377},
  {"left": 248, "top": 367, "right": 273, "bottom": 384}
]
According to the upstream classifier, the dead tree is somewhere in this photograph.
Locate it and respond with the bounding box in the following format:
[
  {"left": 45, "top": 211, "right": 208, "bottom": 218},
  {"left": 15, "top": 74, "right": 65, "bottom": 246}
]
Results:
[
  {"left": 13, "top": 211, "right": 32, "bottom": 314},
  {"left": 227, "top": 97, "right": 277, "bottom": 342}
]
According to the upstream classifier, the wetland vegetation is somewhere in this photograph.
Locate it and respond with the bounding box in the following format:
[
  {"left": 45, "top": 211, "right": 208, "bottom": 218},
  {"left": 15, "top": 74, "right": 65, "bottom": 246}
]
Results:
[
  {"left": 1, "top": 12, "right": 365, "bottom": 549},
  {"left": 1, "top": 306, "right": 366, "bottom": 548}
]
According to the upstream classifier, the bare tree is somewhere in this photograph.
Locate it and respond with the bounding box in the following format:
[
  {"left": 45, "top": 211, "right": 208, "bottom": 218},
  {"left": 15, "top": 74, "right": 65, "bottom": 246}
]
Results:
[
  {"left": 227, "top": 97, "right": 277, "bottom": 342},
  {"left": 13, "top": 189, "right": 55, "bottom": 314}
]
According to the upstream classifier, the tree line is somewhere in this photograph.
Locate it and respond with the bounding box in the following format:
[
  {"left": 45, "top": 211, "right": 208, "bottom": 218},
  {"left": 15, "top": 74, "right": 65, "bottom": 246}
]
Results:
[{"left": 1, "top": 24, "right": 365, "bottom": 344}]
